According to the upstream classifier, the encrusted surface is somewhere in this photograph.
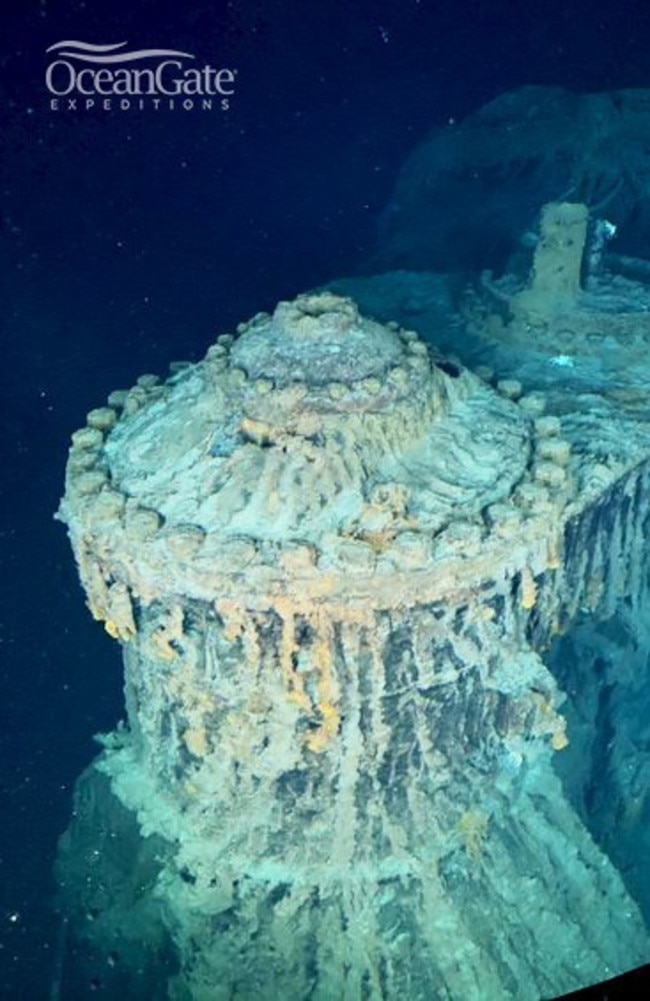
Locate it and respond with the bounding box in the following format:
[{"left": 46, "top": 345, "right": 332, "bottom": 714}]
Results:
[
  {"left": 57, "top": 287, "right": 650, "bottom": 1000},
  {"left": 60, "top": 292, "right": 537, "bottom": 619}
]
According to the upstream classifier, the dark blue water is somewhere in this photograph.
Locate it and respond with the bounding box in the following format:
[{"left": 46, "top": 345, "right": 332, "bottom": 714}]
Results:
[{"left": 2, "top": 0, "right": 650, "bottom": 996}]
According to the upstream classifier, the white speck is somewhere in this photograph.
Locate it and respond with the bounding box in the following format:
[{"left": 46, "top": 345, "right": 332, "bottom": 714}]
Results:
[{"left": 548, "top": 354, "right": 575, "bottom": 369}]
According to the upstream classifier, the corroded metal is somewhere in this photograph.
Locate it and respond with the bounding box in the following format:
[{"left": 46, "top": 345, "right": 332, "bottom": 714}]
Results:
[{"left": 56, "top": 284, "right": 650, "bottom": 999}]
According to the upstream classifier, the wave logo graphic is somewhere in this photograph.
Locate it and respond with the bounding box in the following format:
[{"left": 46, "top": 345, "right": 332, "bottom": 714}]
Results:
[
  {"left": 46, "top": 39, "right": 195, "bottom": 64},
  {"left": 45, "top": 39, "right": 237, "bottom": 108}
]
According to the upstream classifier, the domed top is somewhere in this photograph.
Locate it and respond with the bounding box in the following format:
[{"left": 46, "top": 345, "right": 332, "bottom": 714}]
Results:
[
  {"left": 230, "top": 292, "right": 404, "bottom": 386},
  {"left": 60, "top": 292, "right": 535, "bottom": 621}
]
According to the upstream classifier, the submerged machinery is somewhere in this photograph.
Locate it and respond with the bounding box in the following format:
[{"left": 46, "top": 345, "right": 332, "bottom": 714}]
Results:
[{"left": 57, "top": 201, "right": 650, "bottom": 996}]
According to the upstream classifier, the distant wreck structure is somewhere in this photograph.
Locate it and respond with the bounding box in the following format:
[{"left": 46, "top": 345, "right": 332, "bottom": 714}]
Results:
[
  {"left": 57, "top": 266, "right": 650, "bottom": 996},
  {"left": 375, "top": 85, "right": 650, "bottom": 273},
  {"left": 470, "top": 198, "right": 650, "bottom": 391}
]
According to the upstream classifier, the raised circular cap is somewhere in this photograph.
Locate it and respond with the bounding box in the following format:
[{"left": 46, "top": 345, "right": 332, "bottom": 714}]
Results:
[{"left": 231, "top": 292, "right": 403, "bottom": 385}]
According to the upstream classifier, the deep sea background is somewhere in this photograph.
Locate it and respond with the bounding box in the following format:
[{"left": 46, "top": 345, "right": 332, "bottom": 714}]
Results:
[{"left": 3, "top": 0, "right": 650, "bottom": 996}]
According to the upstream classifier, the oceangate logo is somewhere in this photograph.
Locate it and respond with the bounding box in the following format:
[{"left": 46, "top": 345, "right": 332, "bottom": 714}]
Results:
[{"left": 45, "top": 40, "right": 237, "bottom": 112}]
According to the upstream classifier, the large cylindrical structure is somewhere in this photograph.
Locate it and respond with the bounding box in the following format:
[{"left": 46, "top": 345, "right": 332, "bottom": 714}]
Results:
[{"left": 56, "top": 291, "right": 650, "bottom": 999}]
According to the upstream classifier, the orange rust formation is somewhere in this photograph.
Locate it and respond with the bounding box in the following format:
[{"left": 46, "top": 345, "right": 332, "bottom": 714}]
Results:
[{"left": 56, "top": 230, "right": 650, "bottom": 997}]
